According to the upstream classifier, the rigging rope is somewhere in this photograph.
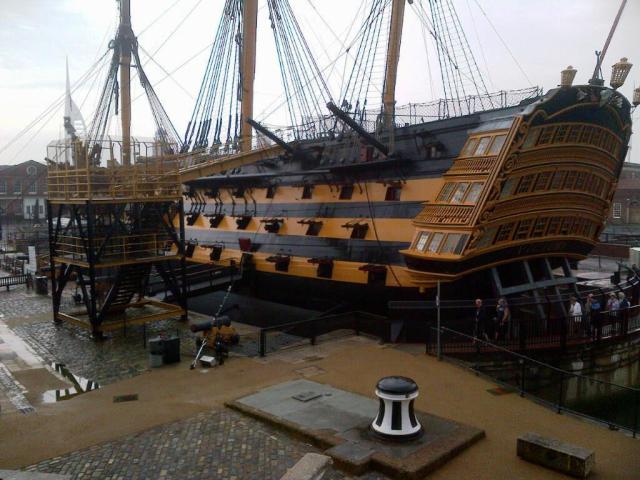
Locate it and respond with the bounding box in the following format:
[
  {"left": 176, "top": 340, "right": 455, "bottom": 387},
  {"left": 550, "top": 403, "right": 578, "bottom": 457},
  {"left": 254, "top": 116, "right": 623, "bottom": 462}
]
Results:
[{"left": 471, "top": 0, "right": 533, "bottom": 87}]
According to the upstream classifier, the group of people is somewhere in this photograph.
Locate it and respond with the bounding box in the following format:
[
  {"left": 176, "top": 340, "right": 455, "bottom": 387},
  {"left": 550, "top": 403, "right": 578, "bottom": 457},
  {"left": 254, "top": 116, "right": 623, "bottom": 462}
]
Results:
[
  {"left": 569, "top": 291, "right": 631, "bottom": 335},
  {"left": 473, "top": 291, "right": 634, "bottom": 343},
  {"left": 473, "top": 298, "right": 511, "bottom": 342}
]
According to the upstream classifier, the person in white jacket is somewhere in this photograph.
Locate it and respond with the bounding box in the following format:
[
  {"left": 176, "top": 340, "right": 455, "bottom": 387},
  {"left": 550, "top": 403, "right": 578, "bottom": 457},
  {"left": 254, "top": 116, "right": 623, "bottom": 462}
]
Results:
[{"left": 568, "top": 296, "right": 583, "bottom": 335}]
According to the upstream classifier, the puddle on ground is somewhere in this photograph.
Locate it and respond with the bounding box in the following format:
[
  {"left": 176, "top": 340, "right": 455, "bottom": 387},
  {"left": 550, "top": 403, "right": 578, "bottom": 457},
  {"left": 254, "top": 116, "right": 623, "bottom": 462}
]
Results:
[{"left": 42, "top": 362, "right": 100, "bottom": 403}]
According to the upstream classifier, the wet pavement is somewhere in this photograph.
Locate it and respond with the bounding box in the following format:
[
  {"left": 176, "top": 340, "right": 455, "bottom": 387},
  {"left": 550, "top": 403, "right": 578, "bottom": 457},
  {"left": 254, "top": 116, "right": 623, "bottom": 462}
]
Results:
[{"left": 26, "top": 409, "right": 388, "bottom": 480}]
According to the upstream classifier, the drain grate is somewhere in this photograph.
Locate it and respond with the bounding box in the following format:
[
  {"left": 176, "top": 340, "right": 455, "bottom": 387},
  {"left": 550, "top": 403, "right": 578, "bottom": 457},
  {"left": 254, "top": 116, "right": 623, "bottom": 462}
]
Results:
[{"left": 292, "top": 391, "right": 322, "bottom": 402}]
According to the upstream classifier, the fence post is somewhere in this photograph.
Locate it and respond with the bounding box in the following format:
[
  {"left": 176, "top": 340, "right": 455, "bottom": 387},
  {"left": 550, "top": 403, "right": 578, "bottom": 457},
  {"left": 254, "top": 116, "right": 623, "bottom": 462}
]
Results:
[
  {"left": 560, "top": 316, "right": 567, "bottom": 353},
  {"left": 310, "top": 320, "right": 316, "bottom": 346},
  {"left": 259, "top": 329, "right": 266, "bottom": 357},
  {"left": 436, "top": 280, "right": 442, "bottom": 361},
  {"left": 519, "top": 359, "right": 526, "bottom": 397},
  {"left": 634, "top": 389, "right": 639, "bottom": 439},
  {"left": 354, "top": 314, "right": 360, "bottom": 336},
  {"left": 557, "top": 372, "right": 564, "bottom": 414}
]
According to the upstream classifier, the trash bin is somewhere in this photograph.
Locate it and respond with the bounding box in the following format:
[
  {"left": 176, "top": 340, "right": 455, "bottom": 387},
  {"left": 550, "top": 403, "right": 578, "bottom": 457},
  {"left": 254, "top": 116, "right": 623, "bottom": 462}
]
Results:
[
  {"left": 35, "top": 276, "right": 48, "bottom": 295},
  {"left": 148, "top": 337, "right": 164, "bottom": 368},
  {"left": 162, "top": 336, "right": 181, "bottom": 364}
]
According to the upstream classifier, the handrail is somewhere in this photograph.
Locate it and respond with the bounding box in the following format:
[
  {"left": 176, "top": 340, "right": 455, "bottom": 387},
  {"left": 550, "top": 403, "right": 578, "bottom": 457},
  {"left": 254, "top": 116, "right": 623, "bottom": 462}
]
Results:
[
  {"left": 429, "top": 325, "right": 640, "bottom": 436},
  {"left": 437, "top": 326, "right": 639, "bottom": 393}
]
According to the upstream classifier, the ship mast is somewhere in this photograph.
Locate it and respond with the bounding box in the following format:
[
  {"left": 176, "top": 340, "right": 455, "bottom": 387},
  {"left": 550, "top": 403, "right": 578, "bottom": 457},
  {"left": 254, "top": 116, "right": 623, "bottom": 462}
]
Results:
[
  {"left": 240, "top": 0, "right": 258, "bottom": 153},
  {"left": 118, "top": 0, "right": 134, "bottom": 165},
  {"left": 382, "top": 0, "right": 406, "bottom": 138},
  {"left": 589, "top": 0, "right": 627, "bottom": 86}
]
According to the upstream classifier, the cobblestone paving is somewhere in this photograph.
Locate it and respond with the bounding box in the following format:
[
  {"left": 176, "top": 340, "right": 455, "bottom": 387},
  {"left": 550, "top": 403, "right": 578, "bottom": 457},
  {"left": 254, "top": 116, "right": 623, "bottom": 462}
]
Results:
[
  {"left": 12, "top": 320, "right": 197, "bottom": 386},
  {"left": 27, "top": 409, "right": 388, "bottom": 480},
  {"left": 10, "top": 319, "right": 305, "bottom": 386},
  {"left": 0, "top": 284, "right": 74, "bottom": 321}
]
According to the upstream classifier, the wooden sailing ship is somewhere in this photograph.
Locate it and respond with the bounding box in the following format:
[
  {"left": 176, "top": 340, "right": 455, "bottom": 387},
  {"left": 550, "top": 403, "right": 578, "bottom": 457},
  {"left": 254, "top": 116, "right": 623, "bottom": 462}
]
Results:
[
  {"left": 177, "top": 0, "right": 635, "bottom": 311},
  {"left": 45, "top": 0, "right": 637, "bottom": 335}
]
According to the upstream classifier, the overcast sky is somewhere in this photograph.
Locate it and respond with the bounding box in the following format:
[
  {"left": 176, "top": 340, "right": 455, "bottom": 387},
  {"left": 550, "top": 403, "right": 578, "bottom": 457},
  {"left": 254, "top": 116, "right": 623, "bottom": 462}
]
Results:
[{"left": 0, "top": 0, "right": 638, "bottom": 165}]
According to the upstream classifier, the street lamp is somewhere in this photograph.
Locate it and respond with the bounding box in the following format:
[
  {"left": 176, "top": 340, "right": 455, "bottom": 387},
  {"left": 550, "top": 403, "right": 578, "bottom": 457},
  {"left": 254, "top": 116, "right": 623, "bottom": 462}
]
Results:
[{"left": 610, "top": 57, "right": 632, "bottom": 89}]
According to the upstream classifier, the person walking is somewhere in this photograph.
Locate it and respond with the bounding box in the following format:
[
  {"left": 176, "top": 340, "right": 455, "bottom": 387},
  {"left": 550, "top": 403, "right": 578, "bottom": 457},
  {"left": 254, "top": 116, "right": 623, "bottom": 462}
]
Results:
[
  {"left": 495, "top": 297, "right": 510, "bottom": 341},
  {"left": 607, "top": 292, "right": 619, "bottom": 312},
  {"left": 473, "top": 298, "right": 488, "bottom": 342},
  {"left": 568, "top": 296, "right": 582, "bottom": 335},
  {"left": 618, "top": 292, "right": 630, "bottom": 335},
  {"left": 585, "top": 293, "right": 601, "bottom": 338}
]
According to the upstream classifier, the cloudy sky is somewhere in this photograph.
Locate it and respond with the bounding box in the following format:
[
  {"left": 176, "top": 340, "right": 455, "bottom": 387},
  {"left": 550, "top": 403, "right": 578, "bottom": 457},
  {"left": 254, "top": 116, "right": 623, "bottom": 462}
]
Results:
[{"left": 0, "top": 0, "right": 638, "bottom": 165}]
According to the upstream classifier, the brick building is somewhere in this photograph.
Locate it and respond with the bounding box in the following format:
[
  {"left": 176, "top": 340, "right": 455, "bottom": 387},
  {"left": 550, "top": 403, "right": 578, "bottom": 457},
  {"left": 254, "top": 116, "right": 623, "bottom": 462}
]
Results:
[
  {"left": 607, "top": 162, "right": 640, "bottom": 226},
  {"left": 0, "top": 160, "right": 48, "bottom": 220}
]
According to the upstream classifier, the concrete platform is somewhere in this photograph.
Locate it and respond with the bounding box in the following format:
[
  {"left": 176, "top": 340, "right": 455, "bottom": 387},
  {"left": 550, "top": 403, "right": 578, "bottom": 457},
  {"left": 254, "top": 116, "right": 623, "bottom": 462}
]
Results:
[{"left": 228, "top": 379, "right": 484, "bottom": 479}]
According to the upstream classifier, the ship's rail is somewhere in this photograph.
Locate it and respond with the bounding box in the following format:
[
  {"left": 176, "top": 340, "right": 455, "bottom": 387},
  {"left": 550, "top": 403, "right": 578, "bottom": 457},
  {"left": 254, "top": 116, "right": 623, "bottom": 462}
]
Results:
[
  {"left": 174, "top": 87, "right": 541, "bottom": 180},
  {"left": 47, "top": 138, "right": 181, "bottom": 202},
  {"left": 239, "top": 87, "right": 546, "bottom": 149},
  {"left": 427, "top": 326, "right": 640, "bottom": 436}
]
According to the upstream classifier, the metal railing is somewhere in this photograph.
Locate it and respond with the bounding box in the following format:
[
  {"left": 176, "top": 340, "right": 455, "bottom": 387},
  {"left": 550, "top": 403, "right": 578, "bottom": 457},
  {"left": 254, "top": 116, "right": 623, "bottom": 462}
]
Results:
[
  {"left": 425, "top": 305, "right": 640, "bottom": 355},
  {"left": 47, "top": 138, "right": 181, "bottom": 201},
  {"left": 427, "top": 326, "right": 640, "bottom": 436},
  {"left": 257, "top": 310, "right": 390, "bottom": 358},
  {"left": 54, "top": 233, "right": 175, "bottom": 264}
]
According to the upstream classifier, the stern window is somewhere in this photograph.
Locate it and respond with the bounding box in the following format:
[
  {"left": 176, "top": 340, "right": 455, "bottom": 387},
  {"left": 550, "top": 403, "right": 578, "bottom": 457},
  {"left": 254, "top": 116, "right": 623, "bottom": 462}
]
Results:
[
  {"left": 427, "top": 232, "right": 444, "bottom": 252},
  {"left": 499, "top": 178, "right": 516, "bottom": 199},
  {"left": 440, "top": 233, "right": 462, "bottom": 254},
  {"left": 474, "top": 136, "right": 491, "bottom": 156},
  {"left": 534, "top": 172, "right": 552, "bottom": 191},
  {"left": 531, "top": 218, "right": 548, "bottom": 237},
  {"left": 494, "top": 223, "right": 515, "bottom": 243},
  {"left": 513, "top": 219, "right": 533, "bottom": 240},
  {"left": 488, "top": 135, "right": 507, "bottom": 155},
  {"left": 550, "top": 171, "right": 565, "bottom": 190},
  {"left": 464, "top": 182, "right": 483, "bottom": 203},
  {"left": 515, "top": 175, "right": 535, "bottom": 194},
  {"left": 437, "top": 182, "right": 455, "bottom": 202},
  {"left": 450, "top": 183, "right": 469, "bottom": 203},
  {"left": 415, "top": 232, "right": 430, "bottom": 252},
  {"left": 462, "top": 138, "right": 479, "bottom": 157}
]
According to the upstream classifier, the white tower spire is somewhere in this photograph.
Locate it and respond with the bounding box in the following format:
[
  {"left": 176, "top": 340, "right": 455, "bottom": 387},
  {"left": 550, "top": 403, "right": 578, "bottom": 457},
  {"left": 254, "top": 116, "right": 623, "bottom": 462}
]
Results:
[{"left": 63, "top": 56, "right": 87, "bottom": 140}]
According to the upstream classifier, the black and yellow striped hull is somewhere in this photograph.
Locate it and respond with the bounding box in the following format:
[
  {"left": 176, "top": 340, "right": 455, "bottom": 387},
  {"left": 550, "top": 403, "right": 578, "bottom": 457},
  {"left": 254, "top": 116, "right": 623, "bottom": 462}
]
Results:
[{"left": 181, "top": 85, "right": 633, "bottom": 307}]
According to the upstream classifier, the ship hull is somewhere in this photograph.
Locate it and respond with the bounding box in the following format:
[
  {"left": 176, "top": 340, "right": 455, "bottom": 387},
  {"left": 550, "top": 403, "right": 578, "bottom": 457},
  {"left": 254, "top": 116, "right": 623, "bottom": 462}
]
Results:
[{"left": 181, "top": 85, "right": 633, "bottom": 313}]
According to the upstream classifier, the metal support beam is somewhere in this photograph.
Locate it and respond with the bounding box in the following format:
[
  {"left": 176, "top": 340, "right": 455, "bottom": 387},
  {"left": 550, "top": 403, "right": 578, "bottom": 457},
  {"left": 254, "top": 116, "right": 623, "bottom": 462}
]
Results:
[
  {"left": 326, "top": 102, "right": 389, "bottom": 155},
  {"left": 178, "top": 198, "right": 188, "bottom": 321},
  {"left": 522, "top": 261, "right": 547, "bottom": 320}
]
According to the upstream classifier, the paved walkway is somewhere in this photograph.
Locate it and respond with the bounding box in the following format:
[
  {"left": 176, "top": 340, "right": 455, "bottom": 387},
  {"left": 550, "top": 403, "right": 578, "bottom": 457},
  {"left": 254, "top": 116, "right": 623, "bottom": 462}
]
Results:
[{"left": 26, "top": 409, "right": 386, "bottom": 480}]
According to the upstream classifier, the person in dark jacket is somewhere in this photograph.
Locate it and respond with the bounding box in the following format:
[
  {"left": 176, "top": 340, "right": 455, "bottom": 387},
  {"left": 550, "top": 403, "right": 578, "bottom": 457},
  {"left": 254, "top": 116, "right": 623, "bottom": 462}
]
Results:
[
  {"left": 495, "top": 297, "right": 511, "bottom": 341},
  {"left": 473, "top": 298, "right": 489, "bottom": 342}
]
